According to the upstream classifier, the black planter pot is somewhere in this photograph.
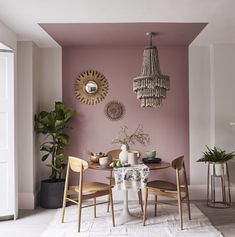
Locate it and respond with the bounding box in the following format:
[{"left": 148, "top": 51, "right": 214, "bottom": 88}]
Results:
[{"left": 40, "top": 179, "right": 65, "bottom": 209}]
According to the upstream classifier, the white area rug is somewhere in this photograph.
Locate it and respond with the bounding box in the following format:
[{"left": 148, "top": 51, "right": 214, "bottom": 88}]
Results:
[{"left": 42, "top": 202, "right": 223, "bottom": 237}]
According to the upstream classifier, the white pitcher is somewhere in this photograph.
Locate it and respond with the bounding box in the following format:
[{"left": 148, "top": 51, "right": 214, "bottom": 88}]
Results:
[{"left": 128, "top": 151, "right": 140, "bottom": 165}]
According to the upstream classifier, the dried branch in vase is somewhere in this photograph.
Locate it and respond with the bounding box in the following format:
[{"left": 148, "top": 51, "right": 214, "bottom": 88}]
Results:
[{"left": 112, "top": 124, "right": 150, "bottom": 150}]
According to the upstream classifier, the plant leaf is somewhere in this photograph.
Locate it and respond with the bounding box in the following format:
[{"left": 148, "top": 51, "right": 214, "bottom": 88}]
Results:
[
  {"left": 197, "top": 146, "right": 235, "bottom": 162},
  {"left": 42, "top": 153, "right": 50, "bottom": 161}
]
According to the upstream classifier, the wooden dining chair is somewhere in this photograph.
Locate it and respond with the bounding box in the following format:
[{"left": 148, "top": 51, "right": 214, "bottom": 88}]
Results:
[
  {"left": 143, "top": 156, "right": 191, "bottom": 230},
  {"left": 106, "top": 149, "right": 143, "bottom": 212},
  {"left": 61, "top": 156, "right": 115, "bottom": 232}
]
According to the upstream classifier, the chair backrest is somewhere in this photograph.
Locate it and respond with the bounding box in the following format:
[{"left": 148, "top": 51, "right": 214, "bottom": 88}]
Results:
[
  {"left": 68, "top": 156, "right": 88, "bottom": 172},
  {"left": 171, "top": 156, "right": 189, "bottom": 192},
  {"left": 171, "top": 156, "right": 184, "bottom": 170},
  {"left": 107, "top": 149, "right": 121, "bottom": 160},
  {"left": 64, "top": 156, "right": 88, "bottom": 196}
]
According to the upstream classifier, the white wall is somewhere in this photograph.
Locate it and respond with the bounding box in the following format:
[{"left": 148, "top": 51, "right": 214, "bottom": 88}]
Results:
[
  {"left": 0, "top": 20, "right": 17, "bottom": 51},
  {"left": 189, "top": 46, "right": 211, "bottom": 185},
  {"left": 17, "top": 43, "right": 62, "bottom": 208},
  {"left": 39, "top": 48, "right": 62, "bottom": 111},
  {"left": 189, "top": 44, "right": 235, "bottom": 200},
  {"left": 39, "top": 48, "right": 62, "bottom": 181},
  {"left": 17, "top": 41, "right": 41, "bottom": 209},
  {"left": 213, "top": 44, "right": 235, "bottom": 183},
  {"left": 189, "top": 46, "right": 212, "bottom": 199}
]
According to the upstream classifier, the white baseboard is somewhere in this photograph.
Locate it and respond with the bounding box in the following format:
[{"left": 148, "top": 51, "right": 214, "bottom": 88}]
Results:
[{"left": 18, "top": 191, "right": 38, "bottom": 209}]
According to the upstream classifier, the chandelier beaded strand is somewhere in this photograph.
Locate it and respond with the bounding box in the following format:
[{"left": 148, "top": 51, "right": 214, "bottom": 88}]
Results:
[{"left": 133, "top": 32, "right": 170, "bottom": 108}]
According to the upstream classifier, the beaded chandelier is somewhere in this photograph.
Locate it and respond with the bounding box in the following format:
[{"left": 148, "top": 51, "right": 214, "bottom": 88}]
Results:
[{"left": 133, "top": 32, "right": 170, "bottom": 108}]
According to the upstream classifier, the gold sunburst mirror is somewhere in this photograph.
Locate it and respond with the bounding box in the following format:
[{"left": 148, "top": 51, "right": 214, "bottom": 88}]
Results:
[{"left": 74, "top": 70, "right": 109, "bottom": 105}]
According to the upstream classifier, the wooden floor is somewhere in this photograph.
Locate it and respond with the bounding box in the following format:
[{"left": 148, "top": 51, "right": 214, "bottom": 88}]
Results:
[
  {"left": 195, "top": 201, "right": 235, "bottom": 237},
  {"left": 0, "top": 201, "right": 234, "bottom": 237}
]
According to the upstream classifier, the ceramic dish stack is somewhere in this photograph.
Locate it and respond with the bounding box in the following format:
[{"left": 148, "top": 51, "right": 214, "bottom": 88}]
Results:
[{"left": 143, "top": 150, "right": 162, "bottom": 163}]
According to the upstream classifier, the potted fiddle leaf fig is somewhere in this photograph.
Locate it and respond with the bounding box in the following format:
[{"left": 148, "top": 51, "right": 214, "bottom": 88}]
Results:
[{"left": 34, "top": 101, "right": 75, "bottom": 208}]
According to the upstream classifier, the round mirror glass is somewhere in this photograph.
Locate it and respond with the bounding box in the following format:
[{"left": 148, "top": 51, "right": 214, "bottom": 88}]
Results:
[{"left": 85, "top": 81, "right": 98, "bottom": 94}]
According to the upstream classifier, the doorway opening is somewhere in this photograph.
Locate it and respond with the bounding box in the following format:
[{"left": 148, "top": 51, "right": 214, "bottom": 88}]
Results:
[{"left": 0, "top": 42, "right": 16, "bottom": 219}]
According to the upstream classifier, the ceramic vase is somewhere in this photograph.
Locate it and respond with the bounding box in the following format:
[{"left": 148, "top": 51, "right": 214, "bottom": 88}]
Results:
[{"left": 119, "top": 144, "right": 128, "bottom": 164}]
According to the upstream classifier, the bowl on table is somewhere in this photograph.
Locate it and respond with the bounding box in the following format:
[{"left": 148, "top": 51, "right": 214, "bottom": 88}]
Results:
[
  {"left": 145, "top": 150, "right": 156, "bottom": 160},
  {"left": 99, "top": 156, "right": 111, "bottom": 167},
  {"left": 90, "top": 152, "right": 106, "bottom": 163},
  {"left": 142, "top": 157, "right": 162, "bottom": 164}
]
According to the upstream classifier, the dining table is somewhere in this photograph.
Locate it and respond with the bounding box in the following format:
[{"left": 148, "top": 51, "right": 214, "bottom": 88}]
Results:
[{"left": 88, "top": 161, "right": 171, "bottom": 224}]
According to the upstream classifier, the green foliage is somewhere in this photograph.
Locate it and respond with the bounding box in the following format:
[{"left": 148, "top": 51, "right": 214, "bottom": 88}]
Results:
[
  {"left": 197, "top": 146, "right": 235, "bottom": 163},
  {"left": 34, "top": 102, "right": 75, "bottom": 180}
]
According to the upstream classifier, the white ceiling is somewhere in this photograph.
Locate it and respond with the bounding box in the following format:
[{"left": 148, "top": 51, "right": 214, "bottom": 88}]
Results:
[{"left": 0, "top": 0, "right": 234, "bottom": 48}]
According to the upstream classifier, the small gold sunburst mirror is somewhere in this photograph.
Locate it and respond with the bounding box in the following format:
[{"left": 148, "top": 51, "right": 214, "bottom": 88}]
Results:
[{"left": 74, "top": 70, "right": 109, "bottom": 105}]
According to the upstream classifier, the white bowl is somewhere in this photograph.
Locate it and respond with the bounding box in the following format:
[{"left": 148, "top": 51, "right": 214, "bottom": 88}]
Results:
[{"left": 99, "top": 156, "right": 111, "bottom": 167}]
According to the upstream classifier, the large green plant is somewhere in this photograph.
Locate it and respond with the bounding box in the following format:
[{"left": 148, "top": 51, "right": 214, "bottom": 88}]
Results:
[
  {"left": 197, "top": 146, "right": 235, "bottom": 163},
  {"left": 34, "top": 102, "right": 75, "bottom": 180}
]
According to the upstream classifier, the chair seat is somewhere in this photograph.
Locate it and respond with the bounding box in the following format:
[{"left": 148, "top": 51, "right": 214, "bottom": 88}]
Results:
[
  {"left": 75, "top": 182, "right": 111, "bottom": 194},
  {"left": 147, "top": 180, "right": 177, "bottom": 191}
]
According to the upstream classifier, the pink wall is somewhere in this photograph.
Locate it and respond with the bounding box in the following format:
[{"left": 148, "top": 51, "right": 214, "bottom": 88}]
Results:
[{"left": 62, "top": 45, "right": 189, "bottom": 183}]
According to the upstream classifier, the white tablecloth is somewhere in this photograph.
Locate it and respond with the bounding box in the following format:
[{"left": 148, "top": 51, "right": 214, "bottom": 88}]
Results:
[{"left": 113, "top": 164, "right": 150, "bottom": 190}]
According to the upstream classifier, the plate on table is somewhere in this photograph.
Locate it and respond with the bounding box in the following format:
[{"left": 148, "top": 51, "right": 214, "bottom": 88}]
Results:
[{"left": 142, "top": 158, "right": 162, "bottom": 164}]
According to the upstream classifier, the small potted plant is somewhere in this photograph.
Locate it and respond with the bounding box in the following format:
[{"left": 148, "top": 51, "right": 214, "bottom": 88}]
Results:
[
  {"left": 34, "top": 102, "right": 75, "bottom": 208},
  {"left": 197, "top": 146, "right": 235, "bottom": 175}
]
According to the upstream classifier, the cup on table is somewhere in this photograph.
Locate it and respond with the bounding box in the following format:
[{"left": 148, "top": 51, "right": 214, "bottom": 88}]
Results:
[
  {"left": 128, "top": 151, "right": 140, "bottom": 165},
  {"left": 99, "top": 156, "right": 111, "bottom": 167}
]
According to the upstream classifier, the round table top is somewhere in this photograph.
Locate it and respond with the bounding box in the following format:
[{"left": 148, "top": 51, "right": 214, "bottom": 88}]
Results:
[{"left": 88, "top": 161, "right": 171, "bottom": 171}]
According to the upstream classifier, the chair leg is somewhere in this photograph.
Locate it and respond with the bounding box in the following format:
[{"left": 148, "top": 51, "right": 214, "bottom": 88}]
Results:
[
  {"left": 138, "top": 189, "right": 141, "bottom": 204},
  {"left": 109, "top": 189, "right": 115, "bottom": 227},
  {"left": 94, "top": 197, "right": 97, "bottom": 218},
  {"left": 107, "top": 194, "right": 110, "bottom": 213},
  {"left": 61, "top": 191, "right": 67, "bottom": 223},
  {"left": 177, "top": 194, "right": 183, "bottom": 230},
  {"left": 107, "top": 172, "right": 113, "bottom": 213},
  {"left": 77, "top": 195, "right": 82, "bottom": 232},
  {"left": 186, "top": 194, "right": 191, "bottom": 220},
  {"left": 154, "top": 195, "right": 157, "bottom": 217},
  {"left": 138, "top": 189, "right": 143, "bottom": 212},
  {"left": 143, "top": 188, "right": 148, "bottom": 226}
]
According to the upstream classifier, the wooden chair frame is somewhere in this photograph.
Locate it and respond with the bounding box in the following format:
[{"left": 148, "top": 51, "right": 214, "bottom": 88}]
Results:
[
  {"left": 61, "top": 156, "right": 115, "bottom": 232},
  {"left": 143, "top": 156, "right": 191, "bottom": 230}
]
